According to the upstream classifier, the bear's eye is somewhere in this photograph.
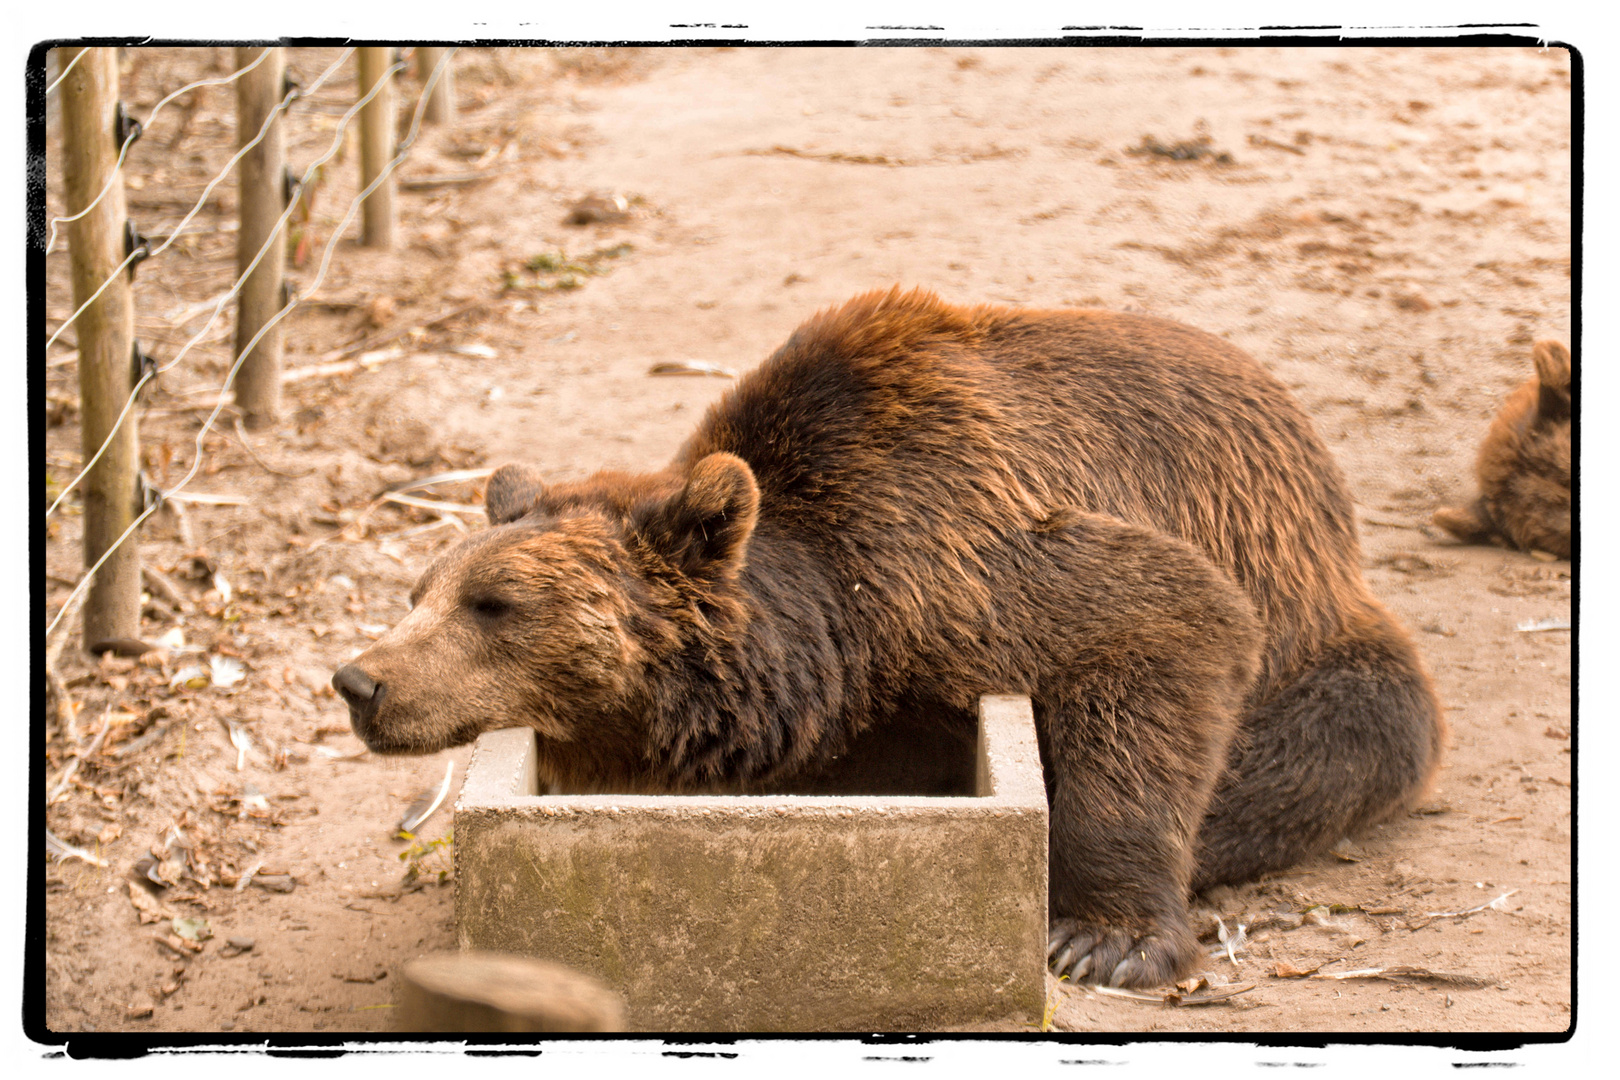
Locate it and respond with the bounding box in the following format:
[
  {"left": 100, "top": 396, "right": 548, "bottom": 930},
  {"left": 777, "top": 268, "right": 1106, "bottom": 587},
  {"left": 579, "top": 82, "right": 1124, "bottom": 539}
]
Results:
[{"left": 467, "top": 596, "right": 511, "bottom": 620}]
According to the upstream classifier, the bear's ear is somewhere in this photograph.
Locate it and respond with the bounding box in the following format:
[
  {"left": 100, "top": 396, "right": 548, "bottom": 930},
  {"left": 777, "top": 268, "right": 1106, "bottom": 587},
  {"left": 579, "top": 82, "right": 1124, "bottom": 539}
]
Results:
[
  {"left": 638, "top": 453, "right": 759, "bottom": 579},
  {"left": 484, "top": 464, "right": 551, "bottom": 525},
  {"left": 1531, "top": 340, "right": 1571, "bottom": 426}
]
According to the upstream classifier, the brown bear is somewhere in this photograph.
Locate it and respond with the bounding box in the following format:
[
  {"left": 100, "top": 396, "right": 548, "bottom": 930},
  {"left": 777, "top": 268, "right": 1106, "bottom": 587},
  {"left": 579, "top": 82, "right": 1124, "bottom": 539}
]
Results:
[
  {"left": 1433, "top": 340, "right": 1573, "bottom": 560},
  {"left": 334, "top": 288, "right": 1445, "bottom": 989}
]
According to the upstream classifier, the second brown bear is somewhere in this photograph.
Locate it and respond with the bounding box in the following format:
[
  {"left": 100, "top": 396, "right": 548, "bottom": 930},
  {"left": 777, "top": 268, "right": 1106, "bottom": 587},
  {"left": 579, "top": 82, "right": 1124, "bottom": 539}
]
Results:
[
  {"left": 335, "top": 288, "right": 1446, "bottom": 989},
  {"left": 1434, "top": 339, "right": 1573, "bottom": 560}
]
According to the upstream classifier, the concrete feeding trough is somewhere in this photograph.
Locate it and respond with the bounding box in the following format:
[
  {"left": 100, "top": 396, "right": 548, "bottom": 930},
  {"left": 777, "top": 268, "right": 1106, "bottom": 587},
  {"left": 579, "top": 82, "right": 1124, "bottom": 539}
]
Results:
[{"left": 453, "top": 694, "right": 1048, "bottom": 1031}]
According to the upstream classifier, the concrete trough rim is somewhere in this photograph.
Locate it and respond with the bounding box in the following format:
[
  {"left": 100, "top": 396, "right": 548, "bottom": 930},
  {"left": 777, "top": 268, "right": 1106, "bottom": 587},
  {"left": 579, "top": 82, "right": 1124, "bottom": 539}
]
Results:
[{"left": 457, "top": 693, "right": 1047, "bottom": 811}]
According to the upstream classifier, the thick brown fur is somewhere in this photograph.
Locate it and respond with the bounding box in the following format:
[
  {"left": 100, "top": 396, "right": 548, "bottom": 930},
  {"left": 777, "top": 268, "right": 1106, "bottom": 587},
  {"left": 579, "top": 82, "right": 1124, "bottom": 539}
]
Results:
[
  {"left": 1433, "top": 340, "right": 1572, "bottom": 560},
  {"left": 334, "top": 288, "right": 1445, "bottom": 989}
]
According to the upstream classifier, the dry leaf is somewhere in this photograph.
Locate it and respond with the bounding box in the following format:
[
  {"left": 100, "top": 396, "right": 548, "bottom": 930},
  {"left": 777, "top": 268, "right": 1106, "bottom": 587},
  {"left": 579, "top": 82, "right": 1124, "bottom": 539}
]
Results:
[
  {"left": 170, "top": 665, "right": 209, "bottom": 690},
  {"left": 128, "top": 882, "right": 177, "bottom": 925},
  {"left": 155, "top": 932, "right": 204, "bottom": 955},
  {"left": 1212, "top": 916, "right": 1248, "bottom": 963},
  {"left": 314, "top": 744, "right": 369, "bottom": 760},
  {"left": 226, "top": 721, "right": 254, "bottom": 770},
  {"left": 648, "top": 360, "right": 737, "bottom": 378},
  {"left": 211, "top": 656, "right": 246, "bottom": 689},
  {"left": 233, "top": 860, "right": 264, "bottom": 892},
  {"left": 398, "top": 760, "right": 455, "bottom": 836},
  {"left": 366, "top": 295, "right": 396, "bottom": 328}
]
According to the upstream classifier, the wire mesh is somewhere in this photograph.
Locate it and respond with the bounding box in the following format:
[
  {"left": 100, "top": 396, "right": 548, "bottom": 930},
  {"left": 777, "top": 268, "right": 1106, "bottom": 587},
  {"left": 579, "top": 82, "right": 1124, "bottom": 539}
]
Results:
[{"left": 45, "top": 47, "right": 459, "bottom": 639}]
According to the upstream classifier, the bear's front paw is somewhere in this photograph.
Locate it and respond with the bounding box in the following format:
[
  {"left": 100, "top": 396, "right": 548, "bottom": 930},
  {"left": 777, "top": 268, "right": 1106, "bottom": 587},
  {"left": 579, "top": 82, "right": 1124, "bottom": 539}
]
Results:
[{"left": 1046, "top": 917, "right": 1196, "bottom": 989}]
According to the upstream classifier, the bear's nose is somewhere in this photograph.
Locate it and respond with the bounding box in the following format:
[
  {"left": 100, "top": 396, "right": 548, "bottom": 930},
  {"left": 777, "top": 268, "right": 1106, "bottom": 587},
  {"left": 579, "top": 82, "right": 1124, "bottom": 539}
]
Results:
[{"left": 332, "top": 663, "right": 381, "bottom": 724}]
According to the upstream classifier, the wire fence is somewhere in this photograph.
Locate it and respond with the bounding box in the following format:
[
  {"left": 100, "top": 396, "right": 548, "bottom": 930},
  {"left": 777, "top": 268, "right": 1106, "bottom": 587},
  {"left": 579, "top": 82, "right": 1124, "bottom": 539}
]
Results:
[{"left": 43, "top": 46, "right": 461, "bottom": 641}]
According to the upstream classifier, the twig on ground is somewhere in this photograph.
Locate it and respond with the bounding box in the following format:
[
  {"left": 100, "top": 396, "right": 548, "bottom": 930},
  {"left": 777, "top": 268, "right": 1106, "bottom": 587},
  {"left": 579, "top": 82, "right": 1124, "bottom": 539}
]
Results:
[
  {"left": 1311, "top": 966, "right": 1493, "bottom": 988},
  {"left": 167, "top": 497, "right": 196, "bottom": 549},
  {"left": 48, "top": 709, "right": 113, "bottom": 805},
  {"left": 233, "top": 416, "right": 315, "bottom": 478},
  {"left": 386, "top": 517, "right": 469, "bottom": 542},
  {"left": 307, "top": 484, "right": 486, "bottom": 550},
  {"left": 45, "top": 586, "right": 89, "bottom": 736},
  {"left": 1425, "top": 890, "right": 1518, "bottom": 918},
  {"left": 1246, "top": 133, "right": 1308, "bottom": 155},
  {"left": 380, "top": 492, "right": 486, "bottom": 516},
  {"left": 46, "top": 830, "right": 109, "bottom": 868},
  {"left": 1514, "top": 618, "right": 1570, "bottom": 633},
  {"left": 1084, "top": 982, "right": 1255, "bottom": 1006},
  {"left": 380, "top": 467, "right": 497, "bottom": 495},
  {"left": 46, "top": 586, "right": 88, "bottom": 670},
  {"left": 106, "top": 720, "right": 171, "bottom": 759},
  {"left": 399, "top": 166, "right": 513, "bottom": 191},
  {"left": 142, "top": 563, "right": 193, "bottom": 615},
  {"left": 281, "top": 349, "right": 410, "bottom": 385},
  {"left": 309, "top": 299, "right": 489, "bottom": 366}
]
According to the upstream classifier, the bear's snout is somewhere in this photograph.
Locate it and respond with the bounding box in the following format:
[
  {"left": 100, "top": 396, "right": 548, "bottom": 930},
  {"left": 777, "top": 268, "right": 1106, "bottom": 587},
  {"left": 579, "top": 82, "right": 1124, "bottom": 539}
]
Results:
[{"left": 332, "top": 663, "right": 383, "bottom": 735}]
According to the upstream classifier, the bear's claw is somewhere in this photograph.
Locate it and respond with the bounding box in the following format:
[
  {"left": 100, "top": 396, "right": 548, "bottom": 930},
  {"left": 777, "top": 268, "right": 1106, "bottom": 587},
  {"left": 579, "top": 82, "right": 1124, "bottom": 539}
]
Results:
[{"left": 1047, "top": 918, "right": 1191, "bottom": 989}]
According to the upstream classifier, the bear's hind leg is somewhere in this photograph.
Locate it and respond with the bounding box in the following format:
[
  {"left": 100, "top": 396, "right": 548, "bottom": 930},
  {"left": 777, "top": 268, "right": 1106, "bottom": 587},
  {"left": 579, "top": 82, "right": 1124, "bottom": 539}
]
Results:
[{"left": 1192, "top": 605, "right": 1445, "bottom": 892}]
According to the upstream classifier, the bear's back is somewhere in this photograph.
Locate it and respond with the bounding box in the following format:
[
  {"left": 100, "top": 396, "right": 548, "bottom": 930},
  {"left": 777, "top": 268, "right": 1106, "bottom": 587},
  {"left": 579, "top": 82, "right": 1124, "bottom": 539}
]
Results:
[{"left": 683, "top": 289, "right": 1370, "bottom": 691}]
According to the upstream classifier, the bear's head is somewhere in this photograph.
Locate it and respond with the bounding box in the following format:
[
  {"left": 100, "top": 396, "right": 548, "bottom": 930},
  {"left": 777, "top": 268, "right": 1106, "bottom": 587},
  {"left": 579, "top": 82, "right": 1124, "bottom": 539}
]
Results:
[{"left": 331, "top": 452, "right": 759, "bottom": 788}]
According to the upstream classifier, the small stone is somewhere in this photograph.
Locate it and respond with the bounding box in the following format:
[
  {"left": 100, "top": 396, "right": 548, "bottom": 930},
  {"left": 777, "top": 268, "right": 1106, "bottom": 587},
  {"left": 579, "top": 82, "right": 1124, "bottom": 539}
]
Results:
[{"left": 227, "top": 936, "right": 256, "bottom": 951}]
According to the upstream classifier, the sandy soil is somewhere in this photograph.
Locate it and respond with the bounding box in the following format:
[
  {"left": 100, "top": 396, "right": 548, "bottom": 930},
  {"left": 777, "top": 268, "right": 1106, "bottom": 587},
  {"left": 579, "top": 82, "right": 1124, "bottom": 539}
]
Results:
[{"left": 39, "top": 45, "right": 1571, "bottom": 1037}]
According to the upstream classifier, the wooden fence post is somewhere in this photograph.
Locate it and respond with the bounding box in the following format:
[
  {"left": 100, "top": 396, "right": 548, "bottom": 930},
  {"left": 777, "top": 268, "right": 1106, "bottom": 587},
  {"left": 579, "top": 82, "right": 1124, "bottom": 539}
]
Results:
[
  {"left": 58, "top": 46, "right": 141, "bottom": 651},
  {"left": 356, "top": 47, "right": 396, "bottom": 248},
  {"left": 417, "top": 47, "right": 455, "bottom": 125},
  {"left": 233, "top": 45, "right": 287, "bottom": 427}
]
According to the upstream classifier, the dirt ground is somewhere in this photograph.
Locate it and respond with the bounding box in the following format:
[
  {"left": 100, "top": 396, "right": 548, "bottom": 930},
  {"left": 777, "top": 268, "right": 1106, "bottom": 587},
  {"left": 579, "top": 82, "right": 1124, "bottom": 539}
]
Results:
[{"left": 38, "top": 45, "right": 1572, "bottom": 1039}]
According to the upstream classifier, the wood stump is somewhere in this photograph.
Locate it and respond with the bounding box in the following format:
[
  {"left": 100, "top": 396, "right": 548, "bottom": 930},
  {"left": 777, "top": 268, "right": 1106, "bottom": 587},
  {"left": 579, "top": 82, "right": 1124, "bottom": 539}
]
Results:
[{"left": 396, "top": 951, "right": 625, "bottom": 1033}]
